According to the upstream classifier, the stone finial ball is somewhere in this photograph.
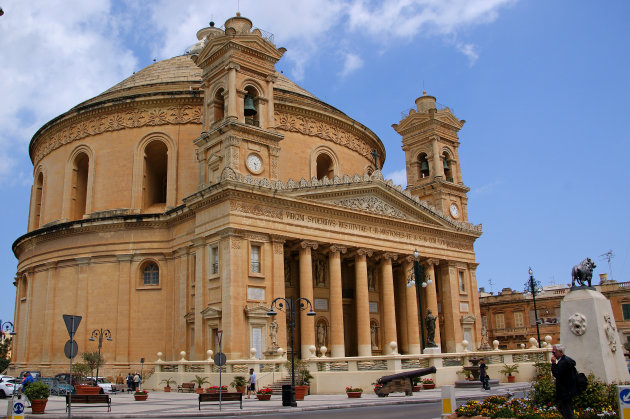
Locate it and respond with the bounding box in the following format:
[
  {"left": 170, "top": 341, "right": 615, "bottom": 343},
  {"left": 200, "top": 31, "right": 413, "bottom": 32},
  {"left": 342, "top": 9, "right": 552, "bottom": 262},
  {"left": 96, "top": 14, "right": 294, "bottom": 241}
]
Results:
[
  {"left": 250, "top": 347, "right": 257, "bottom": 356},
  {"left": 206, "top": 350, "right": 213, "bottom": 359},
  {"left": 529, "top": 337, "right": 538, "bottom": 348},
  {"left": 492, "top": 340, "right": 500, "bottom": 350},
  {"left": 320, "top": 346, "right": 327, "bottom": 356},
  {"left": 157, "top": 352, "right": 163, "bottom": 359},
  {"left": 179, "top": 351, "right": 187, "bottom": 360},
  {"left": 308, "top": 345, "right": 316, "bottom": 357},
  {"left": 545, "top": 335, "right": 552, "bottom": 344},
  {"left": 277, "top": 347, "right": 284, "bottom": 355},
  {"left": 520, "top": 343, "right": 525, "bottom": 349},
  {"left": 462, "top": 340, "right": 469, "bottom": 351},
  {"left": 390, "top": 341, "right": 398, "bottom": 351}
]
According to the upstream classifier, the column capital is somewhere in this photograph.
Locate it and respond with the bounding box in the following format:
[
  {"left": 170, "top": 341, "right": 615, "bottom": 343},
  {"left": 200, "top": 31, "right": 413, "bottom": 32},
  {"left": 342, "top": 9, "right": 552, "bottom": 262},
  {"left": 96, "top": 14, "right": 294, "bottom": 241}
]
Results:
[
  {"left": 191, "top": 237, "right": 206, "bottom": 248},
  {"left": 326, "top": 245, "right": 347, "bottom": 255},
  {"left": 299, "top": 241, "right": 318, "bottom": 250},
  {"left": 353, "top": 248, "right": 373, "bottom": 258},
  {"left": 405, "top": 255, "right": 417, "bottom": 263},
  {"left": 270, "top": 234, "right": 288, "bottom": 244},
  {"left": 266, "top": 73, "right": 279, "bottom": 83},
  {"left": 378, "top": 252, "right": 398, "bottom": 262},
  {"left": 467, "top": 262, "right": 479, "bottom": 271},
  {"left": 225, "top": 62, "right": 241, "bottom": 72},
  {"left": 424, "top": 258, "right": 440, "bottom": 267}
]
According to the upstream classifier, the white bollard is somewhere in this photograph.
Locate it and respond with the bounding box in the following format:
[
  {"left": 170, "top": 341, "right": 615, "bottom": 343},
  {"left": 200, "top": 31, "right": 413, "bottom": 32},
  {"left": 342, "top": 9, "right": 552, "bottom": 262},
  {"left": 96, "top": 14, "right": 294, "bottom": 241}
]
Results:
[{"left": 441, "top": 385, "right": 456, "bottom": 417}]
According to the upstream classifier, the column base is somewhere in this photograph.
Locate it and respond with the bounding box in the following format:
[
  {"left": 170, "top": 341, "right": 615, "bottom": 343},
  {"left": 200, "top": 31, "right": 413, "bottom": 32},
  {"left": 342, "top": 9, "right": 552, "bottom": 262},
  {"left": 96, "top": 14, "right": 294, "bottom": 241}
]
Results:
[
  {"left": 407, "top": 344, "right": 421, "bottom": 355},
  {"left": 423, "top": 347, "right": 441, "bottom": 355},
  {"left": 330, "top": 345, "right": 345, "bottom": 358},
  {"left": 357, "top": 345, "right": 372, "bottom": 357}
]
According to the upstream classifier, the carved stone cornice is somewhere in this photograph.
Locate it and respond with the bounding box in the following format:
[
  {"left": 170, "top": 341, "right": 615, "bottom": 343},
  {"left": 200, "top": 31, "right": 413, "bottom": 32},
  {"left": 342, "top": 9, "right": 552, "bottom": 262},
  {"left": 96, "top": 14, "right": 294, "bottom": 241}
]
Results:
[
  {"left": 31, "top": 102, "right": 202, "bottom": 165},
  {"left": 274, "top": 110, "right": 376, "bottom": 160}
]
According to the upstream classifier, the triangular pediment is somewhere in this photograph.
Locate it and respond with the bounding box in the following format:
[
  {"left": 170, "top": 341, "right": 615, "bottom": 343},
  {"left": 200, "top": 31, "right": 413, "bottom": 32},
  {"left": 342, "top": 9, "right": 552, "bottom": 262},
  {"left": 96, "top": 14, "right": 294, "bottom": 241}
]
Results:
[{"left": 196, "top": 36, "right": 284, "bottom": 68}]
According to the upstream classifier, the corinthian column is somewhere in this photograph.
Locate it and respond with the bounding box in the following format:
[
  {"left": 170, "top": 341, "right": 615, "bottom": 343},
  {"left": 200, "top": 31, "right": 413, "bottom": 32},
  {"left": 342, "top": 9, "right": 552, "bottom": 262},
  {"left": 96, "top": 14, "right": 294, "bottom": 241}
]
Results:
[
  {"left": 226, "top": 63, "right": 240, "bottom": 120},
  {"left": 355, "top": 248, "right": 373, "bottom": 356},
  {"left": 328, "top": 245, "right": 346, "bottom": 357},
  {"left": 299, "top": 241, "right": 318, "bottom": 358},
  {"left": 380, "top": 253, "right": 398, "bottom": 354},
  {"left": 404, "top": 258, "right": 420, "bottom": 354}
]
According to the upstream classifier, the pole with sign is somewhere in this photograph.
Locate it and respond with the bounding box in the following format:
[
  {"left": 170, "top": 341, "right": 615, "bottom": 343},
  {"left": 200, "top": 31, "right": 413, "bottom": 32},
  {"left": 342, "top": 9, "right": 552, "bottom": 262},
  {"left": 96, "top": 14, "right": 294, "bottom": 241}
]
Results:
[
  {"left": 213, "top": 331, "right": 225, "bottom": 411},
  {"left": 62, "top": 314, "right": 81, "bottom": 419}
]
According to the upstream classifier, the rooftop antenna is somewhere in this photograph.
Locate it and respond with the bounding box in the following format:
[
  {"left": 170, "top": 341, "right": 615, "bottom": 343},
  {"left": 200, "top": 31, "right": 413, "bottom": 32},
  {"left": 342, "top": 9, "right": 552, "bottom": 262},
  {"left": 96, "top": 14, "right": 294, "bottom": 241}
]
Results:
[
  {"left": 600, "top": 250, "right": 614, "bottom": 280},
  {"left": 488, "top": 278, "right": 494, "bottom": 293}
]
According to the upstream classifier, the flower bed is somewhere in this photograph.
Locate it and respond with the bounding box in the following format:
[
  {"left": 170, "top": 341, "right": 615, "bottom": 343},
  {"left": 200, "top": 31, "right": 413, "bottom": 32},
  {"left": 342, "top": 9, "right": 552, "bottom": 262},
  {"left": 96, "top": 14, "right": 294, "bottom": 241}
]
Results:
[{"left": 256, "top": 387, "right": 273, "bottom": 400}]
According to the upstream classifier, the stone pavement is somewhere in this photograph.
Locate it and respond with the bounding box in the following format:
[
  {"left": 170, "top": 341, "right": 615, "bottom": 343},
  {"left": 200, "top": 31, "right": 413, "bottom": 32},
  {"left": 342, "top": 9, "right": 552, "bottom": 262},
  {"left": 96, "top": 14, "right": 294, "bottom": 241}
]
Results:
[{"left": 16, "top": 383, "right": 531, "bottom": 418}]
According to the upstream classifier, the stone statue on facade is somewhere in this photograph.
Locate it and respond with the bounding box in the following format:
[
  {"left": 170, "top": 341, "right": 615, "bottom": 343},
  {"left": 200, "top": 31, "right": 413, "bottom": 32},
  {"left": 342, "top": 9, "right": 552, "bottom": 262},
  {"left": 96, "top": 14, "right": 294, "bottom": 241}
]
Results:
[
  {"left": 571, "top": 257, "right": 596, "bottom": 288},
  {"left": 316, "top": 322, "right": 327, "bottom": 348},
  {"left": 269, "top": 319, "right": 279, "bottom": 348},
  {"left": 425, "top": 309, "right": 438, "bottom": 348}
]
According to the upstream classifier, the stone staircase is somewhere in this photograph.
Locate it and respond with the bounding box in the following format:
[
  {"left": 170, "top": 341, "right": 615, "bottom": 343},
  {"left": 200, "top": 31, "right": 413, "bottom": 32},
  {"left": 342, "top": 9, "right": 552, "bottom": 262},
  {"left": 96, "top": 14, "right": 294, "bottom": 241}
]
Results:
[{"left": 266, "top": 375, "right": 292, "bottom": 395}]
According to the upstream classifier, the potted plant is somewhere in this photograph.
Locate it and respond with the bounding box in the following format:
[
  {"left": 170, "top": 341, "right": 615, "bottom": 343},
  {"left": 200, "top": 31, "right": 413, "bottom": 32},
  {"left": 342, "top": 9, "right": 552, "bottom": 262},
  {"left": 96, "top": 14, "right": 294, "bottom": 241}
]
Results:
[
  {"left": 192, "top": 375, "right": 209, "bottom": 394},
  {"left": 256, "top": 387, "right": 273, "bottom": 401},
  {"left": 422, "top": 377, "right": 435, "bottom": 389},
  {"left": 373, "top": 383, "right": 387, "bottom": 397},
  {"left": 24, "top": 381, "right": 49, "bottom": 414},
  {"left": 458, "top": 368, "right": 473, "bottom": 381},
  {"left": 134, "top": 390, "right": 149, "bottom": 401},
  {"left": 411, "top": 376, "right": 422, "bottom": 392},
  {"left": 500, "top": 364, "right": 519, "bottom": 383},
  {"left": 345, "top": 386, "right": 363, "bottom": 398},
  {"left": 286, "top": 358, "right": 313, "bottom": 400},
  {"left": 161, "top": 377, "right": 175, "bottom": 392},
  {"left": 230, "top": 375, "right": 247, "bottom": 394}
]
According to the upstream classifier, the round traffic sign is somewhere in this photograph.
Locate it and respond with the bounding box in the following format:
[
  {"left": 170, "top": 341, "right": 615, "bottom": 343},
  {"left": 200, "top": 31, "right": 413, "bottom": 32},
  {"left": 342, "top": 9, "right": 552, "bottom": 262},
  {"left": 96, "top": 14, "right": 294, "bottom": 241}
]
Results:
[
  {"left": 213, "top": 352, "right": 226, "bottom": 366},
  {"left": 64, "top": 339, "right": 78, "bottom": 359}
]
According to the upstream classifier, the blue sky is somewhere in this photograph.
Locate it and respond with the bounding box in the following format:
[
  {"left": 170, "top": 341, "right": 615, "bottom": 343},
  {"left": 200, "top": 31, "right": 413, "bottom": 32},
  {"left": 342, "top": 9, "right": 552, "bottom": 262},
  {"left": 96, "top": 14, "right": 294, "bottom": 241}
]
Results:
[{"left": 0, "top": 0, "right": 629, "bottom": 325}]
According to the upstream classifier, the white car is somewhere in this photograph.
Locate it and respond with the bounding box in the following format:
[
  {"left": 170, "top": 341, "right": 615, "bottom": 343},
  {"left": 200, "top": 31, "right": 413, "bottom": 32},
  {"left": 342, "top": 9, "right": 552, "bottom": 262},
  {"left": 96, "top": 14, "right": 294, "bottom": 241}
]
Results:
[
  {"left": 0, "top": 377, "right": 20, "bottom": 398},
  {"left": 86, "top": 377, "right": 120, "bottom": 393}
]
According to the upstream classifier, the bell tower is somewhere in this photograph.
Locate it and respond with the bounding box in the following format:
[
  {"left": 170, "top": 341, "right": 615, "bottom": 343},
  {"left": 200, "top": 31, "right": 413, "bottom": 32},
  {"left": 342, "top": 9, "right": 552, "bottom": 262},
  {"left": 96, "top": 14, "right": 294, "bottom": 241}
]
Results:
[
  {"left": 393, "top": 92, "right": 470, "bottom": 221},
  {"left": 190, "top": 14, "right": 286, "bottom": 188}
]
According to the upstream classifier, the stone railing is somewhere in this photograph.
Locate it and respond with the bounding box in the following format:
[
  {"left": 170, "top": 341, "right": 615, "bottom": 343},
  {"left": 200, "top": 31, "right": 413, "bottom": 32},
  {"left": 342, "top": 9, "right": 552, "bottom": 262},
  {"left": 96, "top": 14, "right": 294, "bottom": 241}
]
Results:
[{"left": 146, "top": 342, "right": 551, "bottom": 394}]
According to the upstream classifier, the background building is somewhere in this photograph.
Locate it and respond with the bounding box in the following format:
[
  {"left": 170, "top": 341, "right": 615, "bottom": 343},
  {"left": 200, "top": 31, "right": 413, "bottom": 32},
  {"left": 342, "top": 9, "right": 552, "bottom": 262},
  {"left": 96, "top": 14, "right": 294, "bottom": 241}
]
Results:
[
  {"left": 480, "top": 273, "right": 630, "bottom": 351},
  {"left": 11, "top": 15, "right": 482, "bottom": 376}
]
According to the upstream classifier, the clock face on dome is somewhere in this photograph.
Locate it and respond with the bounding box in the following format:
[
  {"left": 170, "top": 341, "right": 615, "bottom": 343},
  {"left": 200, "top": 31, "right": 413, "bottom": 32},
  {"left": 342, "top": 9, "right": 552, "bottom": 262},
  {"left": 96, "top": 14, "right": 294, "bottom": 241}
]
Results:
[
  {"left": 449, "top": 203, "right": 459, "bottom": 218},
  {"left": 246, "top": 154, "right": 262, "bottom": 173}
]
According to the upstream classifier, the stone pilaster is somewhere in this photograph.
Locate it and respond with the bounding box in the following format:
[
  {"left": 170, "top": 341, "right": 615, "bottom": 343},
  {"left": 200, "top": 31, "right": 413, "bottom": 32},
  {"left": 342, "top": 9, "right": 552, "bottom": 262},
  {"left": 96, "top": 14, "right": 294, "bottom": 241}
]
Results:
[
  {"left": 193, "top": 238, "right": 205, "bottom": 360},
  {"left": 299, "top": 241, "right": 318, "bottom": 358},
  {"left": 271, "top": 236, "right": 287, "bottom": 352},
  {"left": 328, "top": 245, "right": 346, "bottom": 357},
  {"left": 115, "top": 254, "right": 132, "bottom": 362},
  {"left": 226, "top": 63, "right": 240, "bottom": 120}
]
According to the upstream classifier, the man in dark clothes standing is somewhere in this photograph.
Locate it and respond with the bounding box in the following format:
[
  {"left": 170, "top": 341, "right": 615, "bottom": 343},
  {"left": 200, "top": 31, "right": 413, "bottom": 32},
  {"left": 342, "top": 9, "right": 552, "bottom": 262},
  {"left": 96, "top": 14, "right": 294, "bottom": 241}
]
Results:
[
  {"left": 479, "top": 358, "right": 490, "bottom": 390},
  {"left": 551, "top": 344, "right": 578, "bottom": 419}
]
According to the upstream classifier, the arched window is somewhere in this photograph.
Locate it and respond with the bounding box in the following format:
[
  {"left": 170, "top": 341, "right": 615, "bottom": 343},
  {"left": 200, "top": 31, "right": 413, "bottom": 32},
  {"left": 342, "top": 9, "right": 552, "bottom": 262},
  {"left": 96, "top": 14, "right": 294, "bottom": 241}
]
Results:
[
  {"left": 71, "top": 152, "right": 89, "bottom": 220},
  {"left": 442, "top": 152, "right": 453, "bottom": 182},
  {"left": 418, "top": 153, "right": 430, "bottom": 179},
  {"left": 143, "top": 141, "right": 168, "bottom": 210},
  {"left": 213, "top": 88, "right": 225, "bottom": 123},
  {"left": 32, "top": 171, "right": 44, "bottom": 229},
  {"left": 142, "top": 262, "right": 159, "bottom": 286},
  {"left": 316, "top": 153, "right": 334, "bottom": 180},
  {"left": 243, "top": 86, "right": 259, "bottom": 127}
]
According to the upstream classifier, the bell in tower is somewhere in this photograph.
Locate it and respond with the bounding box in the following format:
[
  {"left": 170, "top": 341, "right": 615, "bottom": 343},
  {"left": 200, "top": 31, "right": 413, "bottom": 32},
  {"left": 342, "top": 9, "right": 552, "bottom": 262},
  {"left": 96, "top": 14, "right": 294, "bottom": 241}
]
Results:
[{"left": 244, "top": 95, "right": 257, "bottom": 117}]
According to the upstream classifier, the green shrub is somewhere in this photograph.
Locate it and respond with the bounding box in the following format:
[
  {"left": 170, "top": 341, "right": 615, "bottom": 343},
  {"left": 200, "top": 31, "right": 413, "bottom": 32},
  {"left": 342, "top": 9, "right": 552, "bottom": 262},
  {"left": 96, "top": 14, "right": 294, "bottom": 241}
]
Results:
[
  {"left": 527, "top": 375, "right": 556, "bottom": 407},
  {"left": 24, "top": 381, "right": 50, "bottom": 400},
  {"left": 573, "top": 374, "right": 618, "bottom": 415}
]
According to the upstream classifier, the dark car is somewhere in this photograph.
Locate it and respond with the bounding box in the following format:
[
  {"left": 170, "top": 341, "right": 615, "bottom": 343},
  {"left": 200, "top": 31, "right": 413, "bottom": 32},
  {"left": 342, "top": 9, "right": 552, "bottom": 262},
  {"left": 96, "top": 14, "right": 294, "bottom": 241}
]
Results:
[{"left": 18, "top": 371, "right": 41, "bottom": 379}]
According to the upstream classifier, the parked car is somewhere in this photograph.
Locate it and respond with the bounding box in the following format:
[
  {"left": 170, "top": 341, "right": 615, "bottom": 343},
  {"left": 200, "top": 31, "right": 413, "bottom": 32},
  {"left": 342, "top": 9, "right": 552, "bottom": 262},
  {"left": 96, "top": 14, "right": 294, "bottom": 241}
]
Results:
[
  {"left": 85, "top": 377, "right": 120, "bottom": 393},
  {"left": 18, "top": 371, "right": 41, "bottom": 379},
  {"left": 34, "top": 377, "right": 72, "bottom": 396},
  {"left": 0, "top": 377, "right": 20, "bottom": 398}
]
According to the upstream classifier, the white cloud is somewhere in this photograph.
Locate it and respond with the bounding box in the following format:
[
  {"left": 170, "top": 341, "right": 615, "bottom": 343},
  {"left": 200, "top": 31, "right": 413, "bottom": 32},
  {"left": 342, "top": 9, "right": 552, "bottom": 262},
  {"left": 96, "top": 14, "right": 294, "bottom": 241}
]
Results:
[
  {"left": 339, "top": 52, "right": 364, "bottom": 77},
  {"left": 457, "top": 42, "right": 479, "bottom": 65},
  {"left": 470, "top": 179, "right": 503, "bottom": 196},
  {"left": 384, "top": 169, "right": 408, "bottom": 188}
]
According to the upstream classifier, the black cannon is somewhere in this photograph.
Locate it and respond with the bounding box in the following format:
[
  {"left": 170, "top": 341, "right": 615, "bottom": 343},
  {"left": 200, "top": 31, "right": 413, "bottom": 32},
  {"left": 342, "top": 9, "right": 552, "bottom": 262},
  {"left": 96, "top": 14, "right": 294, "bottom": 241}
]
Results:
[{"left": 376, "top": 366, "right": 437, "bottom": 397}]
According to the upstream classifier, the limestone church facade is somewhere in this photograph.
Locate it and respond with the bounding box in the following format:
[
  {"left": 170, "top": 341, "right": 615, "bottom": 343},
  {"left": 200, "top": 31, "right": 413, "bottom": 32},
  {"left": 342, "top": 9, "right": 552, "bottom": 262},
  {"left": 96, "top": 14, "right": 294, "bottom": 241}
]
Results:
[{"left": 11, "top": 15, "right": 482, "bottom": 375}]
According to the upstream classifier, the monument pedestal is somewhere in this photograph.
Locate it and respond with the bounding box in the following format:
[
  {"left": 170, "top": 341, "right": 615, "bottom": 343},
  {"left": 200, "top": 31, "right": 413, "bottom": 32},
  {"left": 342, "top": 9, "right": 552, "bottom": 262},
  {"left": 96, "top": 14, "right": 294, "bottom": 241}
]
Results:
[{"left": 560, "top": 288, "right": 630, "bottom": 383}]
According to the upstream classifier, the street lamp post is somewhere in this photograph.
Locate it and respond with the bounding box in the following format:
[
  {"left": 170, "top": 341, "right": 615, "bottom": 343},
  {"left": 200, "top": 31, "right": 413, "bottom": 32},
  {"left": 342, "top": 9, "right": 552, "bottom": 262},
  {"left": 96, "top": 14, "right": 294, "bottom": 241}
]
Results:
[
  {"left": 527, "top": 267, "right": 542, "bottom": 348},
  {"left": 267, "top": 296, "right": 316, "bottom": 407},
  {"left": 0, "top": 320, "right": 16, "bottom": 335},
  {"left": 89, "top": 328, "right": 112, "bottom": 382},
  {"left": 407, "top": 250, "right": 432, "bottom": 351}
]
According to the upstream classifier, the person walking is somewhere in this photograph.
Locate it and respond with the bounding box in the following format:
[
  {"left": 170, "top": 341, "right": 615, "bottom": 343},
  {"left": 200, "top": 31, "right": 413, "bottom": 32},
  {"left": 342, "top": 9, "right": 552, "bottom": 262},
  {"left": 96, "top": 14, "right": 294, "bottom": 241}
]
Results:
[
  {"left": 21, "top": 372, "right": 34, "bottom": 407},
  {"left": 551, "top": 344, "right": 578, "bottom": 419},
  {"left": 479, "top": 358, "right": 490, "bottom": 390},
  {"left": 247, "top": 368, "right": 256, "bottom": 399},
  {"left": 126, "top": 372, "right": 134, "bottom": 392},
  {"left": 133, "top": 372, "right": 141, "bottom": 392}
]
